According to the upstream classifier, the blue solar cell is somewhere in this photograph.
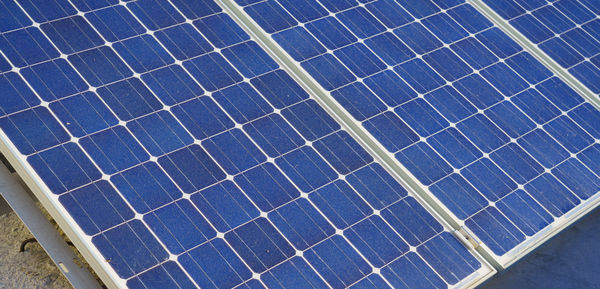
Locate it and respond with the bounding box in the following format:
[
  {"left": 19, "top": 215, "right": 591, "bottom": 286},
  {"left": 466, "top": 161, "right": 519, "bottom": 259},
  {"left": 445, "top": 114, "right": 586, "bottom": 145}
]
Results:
[
  {"left": 476, "top": 27, "right": 522, "bottom": 59},
  {"left": 306, "top": 16, "right": 357, "bottom": 50},
  {"left": 382, "top": 197, "right": 443, "bottom": 246},
  {"left": 0, "top": 106, "right": 69, "bottom": 155},
  {"left": 506, "top": 52, "right": 553, "bottom": 84},
  {"left": 70, "top": 0, "right": 117, "bottom": 12},
  {"left": 17, "top": 0, "right": 76, "bottom": 22},
  {"left": 21, "top": 59, "right": 88, "bottom": 101},
  {"left": 276, "top": 146, "right": 337, "bottom": 192},
  {"left": 430, "top": 174, "right": 487, "bottom": 220},
  {"left": 269, "top": 198, "right": 334, "bottom": 250},
  {"left": 244, "top": 0, "right": 297, "bottom": 33},
  {"left": 170, "top": 0, "right": 221, "bottom": 19},
  {"left": 422, "top": 13, "right": 468, "bottom": 44},
  {"left": 497, "top": 190, "right": 553, "bottom": 236},
  {"left": 310, "top": 180, "right": 372, "bottom": 229},
  {"left": 337, "top": 7, "right": 385, "bottom": 39},
  {"left": 396, "top": 142, "right": 453, "bottom": 186},
  {"left": 417, "top": 233, "right": 481, "bottom": 284},
  {"left": 394, "top": 22, "right": 442, "bottom": 55},
  {"left": 145, "top": 199, "right": 215, "bottom": 254},
  {"left": 571, "top": 103, "right": 600, "bottom": 139},
  {"left": 111, "top": 162, "right": 182, "bottom": 213},
  {"left": 485, "top": 101, "right": 535, "bottom": 138},
  {"left": 451, "top": 37, "right": 498, "bottom": 70},
  {"left": 80, "top": 126, "right": 149, "bottom": 174},
  {"left": 281, "top": 99, "right": 340, "bottom": 141},
  {"left": 334, "top": 43, "right": 386, "bottom": 78},
  {"left": 159, "top": 145, "right": 225, "bottom": 193},
  {"left": 273, "top": 27, "right": 326, "bottom": 62},
  {"left": 540, "top": 37, "right": 584, "bottom": 68},
  {"left": 366, "top": 0, "right": 413, "bottom": 29},
  {"left": 545, "top": 116, "right": 594, "bottom": 153},
  {"left": 41, "top": 16, "right": 103, "bottom": 55},
  {"left": 179, "top": 239, "right": 251, "bottom": 289},
  {"left": 457, "top": 114, "right": 509, "bottom": 153},
  {"left": 466, "top": 207, "right": 525, "bottom": 255},
  {"left": 305, "top": 235, "right": 371, "bottom": 289},
  {"left": 346, "top": 163, "right": 408, "bottom": 209},
  {"left": 395, "top": 58, "right": 445, "bottom": 94},
  {"left": 114, "top": 35, "right": 174, "bottom": 73},
  {"left": 193, "top": 13, "right": 249, "bottom": 49},
  {"left": 480, "top": 62, "right": 529, "bottom": 96},
  {"left": 141, "top": 65, "right": 203, "bottom": 106},
  {"left": 69, "top": 46, "right": 132, "bottom": 87},
  {"left": 226, "top": 217, "right": 294, "bottom": 273},
  {"left": 127, "top": 111, "right": 193, "bottom": 156},
  {"left": 491, "top": 143, "right": 544, "bottom": 184},
  {"left": 0, "top": 73, "right": 39, "bottom": 116},
  {"left": 345, "top": 216, "right": 408, "bottom": 267},
  {"left": 59, "top": 180, "right": 133, "bottom": 235},
  {"left": 50, "top": 92, "right": 117, "bottom": 138},
  {"left": 332, "top": 82, "right": 386, "bottom": 121},
  {"left": 363, "top": 70, "right": 416, "bottom": 107},
  {"left": 526, "top": 173, "right": 580, "bottom": 217},
  {"left": 0, "top": 0, "right": 31, "bottom": 33},
  {"left": 251, "top": 69, "right": 309, "bottom": 109},
  {"left": 351, "top": 274, "right": 391, "bottom": 289},
  {"left": 192, "top": 181, "right": 259, "bottom": 232},
  {"left": 301, "top": 54, "right": 356, "bottom": 91},
  {"left": 235, "top": 162, "right": 300, "bottom": 211},
  {"left": 395, "top": 98, "right": 448, "bottom": 137},
  {"left": 171, "top": 97, "right": 234, "bottom": 140},
  {"left": 127, "top": 261, "right": 196, "bottom": 289},
  {"left": 382, "top": 252, "right": 445, "bottom": 289},
  {"left": 203, "top": 129, "right": 266, "bottom": 174},
  {"left": 155, "top": 24, "right": 212, "bottom": 61},
  {"left": 127, "top": 0, "right": 185, "bottom": 30},
  {"left": 244, "top": 114, "right": 304, "bottom": 157},
  {"left": 462, "top": 158, "right": 517, "bottom": 201},
  {"left": 28, "top": 143, "right": 101, "bottom": 194},
  {"left": 86, "top": 6, "right": 146, "bottom": 42},
  {"left": 580, "top": 144, "right": 600, "bottom": 173},
  {"left": 363, "top": 111, "right": 418, "bottom": 152},
  {"left": 93, "top": 220, "right": 168, "bottom": 278},
  {"left": 554, "top": 158, "right": 600, "bottom": 200},
  {"left": 447, "top": 4, "right": 493, "bottom": 33},
  {"left": 97, "top": 78, "right": 162, "bottom": 121},
  {"left": 183, "top": 52, "right": 242, "bottom": 91},
  {"left": 222, "top": 42, "right": 279, "bottom": 78},
  {"left": 365, "top": 32, "right": 414, "bottom": 66},
  {"left": 428, "top": 128, "right": 482, "bottom": 168},
  {"left": 512, "top": 88, "right": 561, "bottom": 124},
  {"left": 313, "top": 131, "right": 373, "bottom": 175},
  {"left": 518, "top": 129, "right": 570, "bottom": 168},
  {"left": 0, "top": 27, "right": 59, "bottom": 67},
  {"left": 261, "top": 257, "right": 328, "bottom": 289},
  {"left": 214, "top": 83, "right": 272, "bottom": 123}
]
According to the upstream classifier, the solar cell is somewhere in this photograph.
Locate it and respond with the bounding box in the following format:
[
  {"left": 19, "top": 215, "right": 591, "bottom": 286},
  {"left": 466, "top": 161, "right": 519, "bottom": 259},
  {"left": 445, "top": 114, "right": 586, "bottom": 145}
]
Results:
[
  {"left": 233, "top": 0, "right": 600, "bottom": 262},
  {"left": 482, "top": 0, "right": 600, "bottom": 94},
  {"left": 0, "top": 0, "right": 491, "bottom": 288}
]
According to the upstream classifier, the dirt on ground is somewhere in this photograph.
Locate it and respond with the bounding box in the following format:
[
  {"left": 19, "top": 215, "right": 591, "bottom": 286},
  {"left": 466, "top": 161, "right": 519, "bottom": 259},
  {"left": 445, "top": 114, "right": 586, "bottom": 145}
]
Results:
[{"left": 0, "top": 210, "right": 74, "bottom": 289}]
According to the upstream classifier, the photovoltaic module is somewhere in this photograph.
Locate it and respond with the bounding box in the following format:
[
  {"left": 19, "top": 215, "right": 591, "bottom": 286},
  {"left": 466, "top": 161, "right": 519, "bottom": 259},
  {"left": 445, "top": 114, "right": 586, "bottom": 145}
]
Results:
[{"left": 0, "top": 0, "right": 598, "bottom": 288}]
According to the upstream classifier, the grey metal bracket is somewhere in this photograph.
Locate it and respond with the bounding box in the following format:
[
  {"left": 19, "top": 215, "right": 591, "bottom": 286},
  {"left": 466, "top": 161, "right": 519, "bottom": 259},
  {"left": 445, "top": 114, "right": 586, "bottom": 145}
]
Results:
[{"left": 0, "top": 159, "right": 102, "bottom": 289}]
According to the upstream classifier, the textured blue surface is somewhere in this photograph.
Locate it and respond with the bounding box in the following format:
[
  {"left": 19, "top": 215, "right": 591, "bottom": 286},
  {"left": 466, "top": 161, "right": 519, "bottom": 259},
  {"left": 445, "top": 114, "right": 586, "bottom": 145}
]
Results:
[
  {"left": 483, "top": 0, "right": 600, "bottom": 94},
  {"left": 239, "top": 0, "right": 600, "bottom": 257},
  {"left": 0, "top": 0, "right": 485, "bottom": 288}
]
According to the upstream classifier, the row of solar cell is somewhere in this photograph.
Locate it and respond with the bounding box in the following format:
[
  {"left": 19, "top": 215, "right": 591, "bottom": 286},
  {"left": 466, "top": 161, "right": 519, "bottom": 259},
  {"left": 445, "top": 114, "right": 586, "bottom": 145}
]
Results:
[
  {"left": 237, "top": 0, "right": 600, "bottom": 256},
  {"left": 0, "top": 0, "right": 483, "bottom": 288},
  {"left": 483, "top": 0, "right": 600, "bottom": 93}
]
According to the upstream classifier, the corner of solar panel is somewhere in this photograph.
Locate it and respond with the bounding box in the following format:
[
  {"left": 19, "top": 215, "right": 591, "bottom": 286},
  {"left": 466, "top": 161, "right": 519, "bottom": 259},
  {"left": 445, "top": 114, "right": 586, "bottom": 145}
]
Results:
[{"left": 0, "top": 0, "right": 599, "bottom": 288}]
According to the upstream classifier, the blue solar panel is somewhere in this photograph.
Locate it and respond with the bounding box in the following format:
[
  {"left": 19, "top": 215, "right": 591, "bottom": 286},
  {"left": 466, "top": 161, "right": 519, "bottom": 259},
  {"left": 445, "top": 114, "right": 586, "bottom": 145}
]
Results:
[
  {"left": 482, "top": 0, "right": 600, "bottom": 94},
  {"left": 235, "top": 0, "right": 600, "bottom": 258},
  {"left": 0, "top": 0, "right": 490, "bottom": 288}
]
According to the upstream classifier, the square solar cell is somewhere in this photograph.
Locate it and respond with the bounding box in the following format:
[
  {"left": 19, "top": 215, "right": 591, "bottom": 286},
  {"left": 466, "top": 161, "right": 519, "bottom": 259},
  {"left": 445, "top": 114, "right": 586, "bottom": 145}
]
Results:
[
  {"left": 17, "top": 0, "right": 76, "bottom": 22},
  {"left": 96, "top": 77, "right": 162, "bottom": 121},
  {"left": 0, "top": 73, "right": 39, "bottom": 116},
  {"left": 21, "top": 59, "right": 88, "bottom": 101},
  {"left": 158, "top": 145, "right": 226, "bottom": 193},
  {"left": 0, "top": 0, "right": 31, "bottom": 33},
  {"left": 261, "top": 257, "right": 328, "bottom": 288},
  {"left": 113, "top": 35, "right": 174, "bottom": 73},
  {"left": 430, "top": 174, "right": 487, "bottom": 220},
  {"left": 41, "top": 16, "right": 103, "bottom": 54},
  {"left": 226, "top": 217, "right": 295, "bottom": 273},
  {"left": 213, "top": 83, "right": 273, "bottom": 123},
  {"left": 0, "top": 27, "right": 59, "bottom": 67},
  {"left": 382, "top": 252, "right": 445, "bottom": 289},
  {"left": 170, "top": 0, "right": 221, "bottom": 19},
  {"left": 276, "top": 146, "right": 337, "bottom": 192},
  {"left": 79, "top": 126, "right": 149, "bottom": 174},
  {"left": 127, "top": 110, "right": 193, "bottom": 156},
  {"left": 222, "top": 41, "right": 279, "bottom": 78},
  {"left": 346, "top": 163, "right": 408, "bottom": 209},
  {"left": 111, "top": 162, "right": 182, "bottom": 213},
  {"left": 250, "top": 70, "right": 309, "bottom": 109},
  {"left": 235, "top": 162, "right": 300, "bottom": 211},
  {"left": 332, "top": 82, "right": 387, "bottom": 121},
  {"left": 70, "top": 0, "right": 118, "bottom": 12},
  {"left": 127, "top": 0, "right": 185, "bottom": 31},
  {"left": 50, "top": 92, "right": 118, "bottom": 138},
  {"left": 345, "top": 216, "right": 408, "bottom": 267},
  {"left": 154, "top": 24, "right": 212, "bottom": 61},
  {"left": 127, "top": 261, "right": 196, "bottom": 289},
  {"left": 171, "top": 97, "right": 234, "bottom": 140},
  {"left": 69, "top": 46, "right": 132, "bottom": 87},
  {"left": 244, "top": 114, "right": 304, "bottom": 158},
  {"left": 183, "top": 52, "right": 242, "bottom": 91},
  {"left": 203, "top": 129, "right": 266, "bottom": 174},
  {"left": 193, "top": 13, "right": 249, "bottom": 49},
  {"left": 313, "top": 131, "right": 373, "bottom": 175},
  {"left": 86, "top": 6, "right": 146, "bottom": 42},
  {"left": 310, "top": 180, "right": 372, "bottom": 229},
  {"left": 141, "top": 65, "right": 204, "bottom": 106}
]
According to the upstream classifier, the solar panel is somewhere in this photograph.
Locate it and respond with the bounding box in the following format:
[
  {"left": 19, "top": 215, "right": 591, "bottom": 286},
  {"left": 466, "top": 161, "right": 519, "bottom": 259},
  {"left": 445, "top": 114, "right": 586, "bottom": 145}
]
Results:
[
  {"left": 480, "top": 0, "right": 600, "bottom": 94},
  {"left": 229, "top": 0, "right": 600, "bottom": 266},
  {"left": 0, "top": 0, "right": 494, "bottom": 288}
]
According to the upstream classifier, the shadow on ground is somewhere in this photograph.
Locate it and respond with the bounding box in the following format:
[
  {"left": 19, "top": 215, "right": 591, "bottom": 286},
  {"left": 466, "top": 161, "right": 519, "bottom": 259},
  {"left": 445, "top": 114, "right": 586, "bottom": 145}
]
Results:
[{"left": 479, "top": 207, "right": 600, "bottom": 289}]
